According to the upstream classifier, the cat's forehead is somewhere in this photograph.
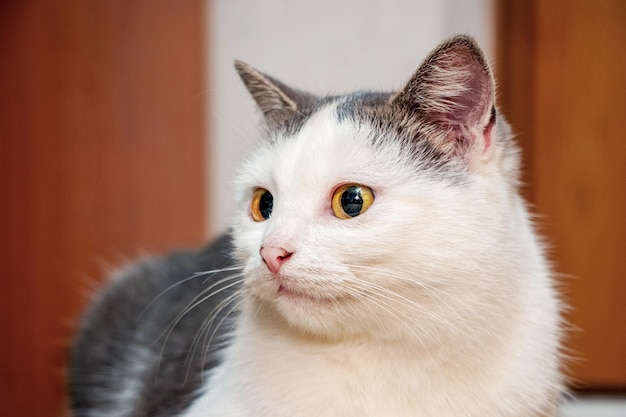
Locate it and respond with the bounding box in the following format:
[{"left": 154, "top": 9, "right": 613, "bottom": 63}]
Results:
[
  {"left": 335, "top": 90, "right": 392, "bottom": 123},
  {"left": 273, "top": 104, "right": 390, "bottom": 184},
  {"left": 240, "top": 102, "right": 410, "bottom": 192}
]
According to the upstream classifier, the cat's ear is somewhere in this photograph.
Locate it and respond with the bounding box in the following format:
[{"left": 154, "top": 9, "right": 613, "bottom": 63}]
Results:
[
  {"left": 391, "top": 35, "right": 496, "bottom": 166},
  {"left": 235, "top": 61, "right": 315, "bottom": 130}
]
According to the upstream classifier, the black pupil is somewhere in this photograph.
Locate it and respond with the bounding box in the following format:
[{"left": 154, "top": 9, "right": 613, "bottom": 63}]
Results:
[
  {"left": 259, "top": 191, "right": 273, "bottom": 219},
  {"left": 341, "top": 186, "right": 363, "bottom": 217}
]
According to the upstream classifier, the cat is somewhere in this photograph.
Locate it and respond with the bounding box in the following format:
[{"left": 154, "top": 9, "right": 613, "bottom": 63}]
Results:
[{"left": 69, "top": 35, "right": 564, "bottom": 417}]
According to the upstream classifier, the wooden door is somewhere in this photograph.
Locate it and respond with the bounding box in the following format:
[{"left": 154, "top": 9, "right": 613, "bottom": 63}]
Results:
[
  {"left": 496, "top": 1, "right": 626, "bottom": 389},
  {"left": 0, "top": 1, "right": 207, "bottom": 416}
]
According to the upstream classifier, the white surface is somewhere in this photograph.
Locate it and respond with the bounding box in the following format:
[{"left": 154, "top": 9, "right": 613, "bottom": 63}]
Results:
[
  {"left": 562, "top": 396, "right": 626, "bottom": 417},
  {"left": 204, "top": 0, "right": 494, "bottom": 236}
]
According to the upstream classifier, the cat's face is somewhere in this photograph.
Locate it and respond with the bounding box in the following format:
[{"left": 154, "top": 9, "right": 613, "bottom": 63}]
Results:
[{"left": 231, "top": 36, "right": 520, "bottom": 342}]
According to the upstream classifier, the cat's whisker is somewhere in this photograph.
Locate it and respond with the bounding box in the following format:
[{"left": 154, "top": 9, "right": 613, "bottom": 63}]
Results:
[
  {"left": 344, "top": 263, "right": 464, "bottom": 308},
  {"left": 376, "top": 289, "right": 462, "bottom": 336},
  {"left": 200, "top": 296, "right": 248, "bottom": 385},
  {"left": 199, "top": 266, "right": 245, "bottom": 285},
  {"left": 338, "top": 274, "right": 468, "bottom": 337},
  {"left": 137, "top": 265, "right": 245, "bottom": 323},
  {"left": 184, "top": 290, "right": 242, "bottom": 368},
  {"left": 338, "top": 284, "right": 433, "bottom": 354},
  {"left": 343, "top": 263, "right": 476, "bottom": 327},
  {"left": 177, "top": 272, "right": 245, "bottom": 322},
  {"left": 155, "top": 272, "right": 245, "bottom": 346},
  {"left": 184, "top": 291, "right": 243, "bottom": 384},
  {"left": 154, "top": 275, "right": 245, "bottom": 381},
  {"left": 334, "top": 286, "right": 399, "bottom": 339},
  {"left": 204, "top": 296, "right": 246, "bottom": 354},
  {"left": 156, "top": 273, "right": 245, "bottom": 382}
]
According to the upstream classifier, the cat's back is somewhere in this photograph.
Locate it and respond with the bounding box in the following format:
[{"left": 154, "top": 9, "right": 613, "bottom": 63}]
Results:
[{"left": 69, "top": 234, "right": 238, "bottom": 417}]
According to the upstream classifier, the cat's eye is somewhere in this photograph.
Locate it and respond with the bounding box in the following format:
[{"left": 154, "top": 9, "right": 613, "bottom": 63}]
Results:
[
  {"left": 331, "top": 184, "right": 374, "bottom": 219},
  {"left": 251, "top": 188, "right": 273, "bottom": 222}
]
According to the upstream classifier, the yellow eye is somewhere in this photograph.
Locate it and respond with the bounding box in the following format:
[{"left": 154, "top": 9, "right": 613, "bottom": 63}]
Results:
[
  {"left": 251, "top": 188, "right": 273, "bottom": 222},
  {"left": 331, "top": 184, "right": 374, "bottom": 219}
]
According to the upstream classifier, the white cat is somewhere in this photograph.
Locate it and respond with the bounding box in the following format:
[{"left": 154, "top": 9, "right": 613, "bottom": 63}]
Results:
[
  {"left": 184, "top": 35, "right": 563, "bottom": 417},
  {"left": 69, "top": 35, "right": 563, "bottom": 417}
]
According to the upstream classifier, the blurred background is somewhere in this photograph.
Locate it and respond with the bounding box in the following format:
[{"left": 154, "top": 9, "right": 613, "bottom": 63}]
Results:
[{"left": 0, "top": 1, "right": 624, "bottom": 416}]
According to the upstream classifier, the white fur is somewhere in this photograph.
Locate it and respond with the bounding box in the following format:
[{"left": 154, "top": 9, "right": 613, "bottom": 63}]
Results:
[{"left": 183, "top": 104, "right": 562, "bottom": 417}]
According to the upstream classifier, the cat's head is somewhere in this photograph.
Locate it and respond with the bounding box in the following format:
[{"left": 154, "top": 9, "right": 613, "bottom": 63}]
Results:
[{"left": 231, "top": 35, "right": 521, "bottom": 343}]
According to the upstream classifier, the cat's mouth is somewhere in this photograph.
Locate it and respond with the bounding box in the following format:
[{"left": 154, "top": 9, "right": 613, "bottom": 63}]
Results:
[
  {"left": 277, "top": 284, "right": 318, "bottom": 301},
  {"left": 275, "top": 282, "right": 346, "bottom": 306}
]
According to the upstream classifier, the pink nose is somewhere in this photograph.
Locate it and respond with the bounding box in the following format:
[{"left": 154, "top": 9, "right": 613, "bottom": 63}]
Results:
[{"left": 260, "top": 246, "right": 293, "bottom": 274}]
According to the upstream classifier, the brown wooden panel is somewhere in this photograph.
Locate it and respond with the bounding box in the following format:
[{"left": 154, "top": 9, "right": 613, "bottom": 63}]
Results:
[
  {"left": 494, "top": 0, "right": 538, "bottom": 200},
  {"left": 0, "top": 1, "right": 207, "bottom": 416},
  {"left": 533, "top": 0, "right": 626, "bottom": 388},
  {"left": 497, "top": 0, "right": 626, "bottom": 389}
]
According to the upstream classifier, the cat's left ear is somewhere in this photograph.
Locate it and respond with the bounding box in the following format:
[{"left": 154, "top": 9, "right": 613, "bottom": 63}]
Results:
[
  {"left": 391, "top": 35, "right": 496, "bottom": 167},
  {"left": 235, "top": 61, "right": 317, "bottom": 130}
]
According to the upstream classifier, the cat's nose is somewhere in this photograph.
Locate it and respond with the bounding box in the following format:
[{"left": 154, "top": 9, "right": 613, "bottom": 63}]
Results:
[{"left": 260, "top": 246, "right": 293, "bottom": 274}]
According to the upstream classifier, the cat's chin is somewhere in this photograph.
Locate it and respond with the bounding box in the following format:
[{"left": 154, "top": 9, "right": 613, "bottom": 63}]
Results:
[
  {"left": 277, "top": 284, "right": 318, "bottom": 302},
  {"left": 246, "top": 277, "right": 365, "bottom": 339},
  {"left": 275, "top": 283, "right": 345, "bottom": 305}
]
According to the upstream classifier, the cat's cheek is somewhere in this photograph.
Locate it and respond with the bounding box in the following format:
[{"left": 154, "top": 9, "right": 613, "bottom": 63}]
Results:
[{"left": 242, "top": 263, "right": 276, "bottom": 301}]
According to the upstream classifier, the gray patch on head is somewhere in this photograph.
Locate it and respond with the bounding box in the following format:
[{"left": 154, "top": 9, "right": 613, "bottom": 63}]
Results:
[
  {"left": 335, "top": 91, "right": 467, "bottom": 183},
  {"left": 336, "top": 90, "right": 391, "bottom": 123},
  {"left": 264, "top": 94, "right": 337, "bottom": 138}
]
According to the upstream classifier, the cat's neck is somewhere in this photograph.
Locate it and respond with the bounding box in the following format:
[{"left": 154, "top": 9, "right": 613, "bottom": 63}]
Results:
[
  {"left": 235, "top": 298, "right": 499, "bottom": 366},
  {"left": 195, "top": 297, "right": 558, "bottom": 417}
]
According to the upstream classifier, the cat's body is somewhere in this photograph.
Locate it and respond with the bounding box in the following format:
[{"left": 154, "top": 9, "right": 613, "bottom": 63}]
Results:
[
  {"left": 70, "top": 36, "right": 563, "bottom": 417},
  {"left": 70, "top": 235, "right": 238, "bottom": 417}
]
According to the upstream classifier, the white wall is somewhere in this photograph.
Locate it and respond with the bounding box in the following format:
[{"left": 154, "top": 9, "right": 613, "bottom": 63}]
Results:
[{"left": 205, "top": 0, "right": 494, "bottom": 236}]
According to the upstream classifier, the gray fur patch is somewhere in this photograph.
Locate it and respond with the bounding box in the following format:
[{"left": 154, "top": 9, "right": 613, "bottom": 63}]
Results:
[
  {"left": 69, "top": 235, "right": 239, "bottom": 417},
  {"left": 335, "top": 91, "right": 467, "bottom": 182}
]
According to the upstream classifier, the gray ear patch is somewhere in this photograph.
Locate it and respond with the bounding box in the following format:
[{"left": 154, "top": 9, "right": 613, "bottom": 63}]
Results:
[{"left": 234, "top": 61, "right": 325, "bottom": 135}]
